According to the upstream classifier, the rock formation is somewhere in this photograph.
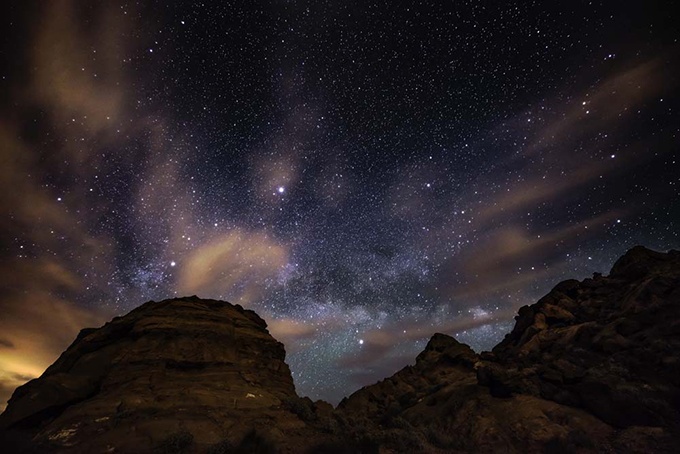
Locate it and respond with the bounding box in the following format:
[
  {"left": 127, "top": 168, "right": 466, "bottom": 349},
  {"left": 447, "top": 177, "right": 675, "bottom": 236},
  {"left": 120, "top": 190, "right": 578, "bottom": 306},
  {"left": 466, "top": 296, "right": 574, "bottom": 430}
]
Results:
[
  {"left": 1, "top": 246, "right": 679, "bottom": 453},
  {"left": 487, "top": 245, "right": 680, "bottom": 430},
  {"left": 0, "top": 297, "right": 334, "bottom": 453},
  {"left": 335, "top": 246, "right": 680, "bottom": 452}
]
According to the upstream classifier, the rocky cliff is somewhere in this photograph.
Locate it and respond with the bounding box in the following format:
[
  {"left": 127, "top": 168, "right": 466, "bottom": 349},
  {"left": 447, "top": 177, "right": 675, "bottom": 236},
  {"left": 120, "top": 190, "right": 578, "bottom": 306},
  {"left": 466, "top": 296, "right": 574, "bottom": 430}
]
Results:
[
  {"left": 1, "top": 246, "right": 679, "bottom": 453},
  {"left": 0, "top": 297, "right": 333, "bottom": 453}
]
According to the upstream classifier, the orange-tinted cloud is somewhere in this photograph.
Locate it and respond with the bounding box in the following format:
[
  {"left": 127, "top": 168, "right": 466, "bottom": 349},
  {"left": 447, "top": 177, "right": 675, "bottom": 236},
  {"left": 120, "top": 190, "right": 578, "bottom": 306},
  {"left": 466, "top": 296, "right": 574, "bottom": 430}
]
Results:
[
  {"left": 336, "top": 307, "right": 515, "bottom": 371},
  {"left": 0, "top": 279, "right": 110, "bottom": 412},
  {"left": 267, "top": 318, "right": 318, "bottom": 352},
  {"left": 419, "top": 58, "right": 673, "bottom": 304},
  {"left": 0, "top": 123, "right": 115, "bottom": 412},
  {"left": 0, "top": 2, "right": 129, "bottom": 410},
  {"left": 26, "top": 0, "right": 134, "bottom": 170},
  {"left": 529, "top": 58, "right": 668, "bottom": 153},
  {"left": 437, "top": 210, "right": 625, "bottom": 301},
  {"left": 177, "top": 230, "right": 289, "bottom": 304}
]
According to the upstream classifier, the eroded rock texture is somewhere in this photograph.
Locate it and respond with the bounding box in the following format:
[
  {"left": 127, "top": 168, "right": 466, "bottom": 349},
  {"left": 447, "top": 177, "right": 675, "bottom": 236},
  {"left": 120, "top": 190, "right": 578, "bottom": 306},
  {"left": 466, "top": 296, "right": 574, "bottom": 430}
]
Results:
[{"left": 0, "top": 297, "right": 331, "bottom": 453}]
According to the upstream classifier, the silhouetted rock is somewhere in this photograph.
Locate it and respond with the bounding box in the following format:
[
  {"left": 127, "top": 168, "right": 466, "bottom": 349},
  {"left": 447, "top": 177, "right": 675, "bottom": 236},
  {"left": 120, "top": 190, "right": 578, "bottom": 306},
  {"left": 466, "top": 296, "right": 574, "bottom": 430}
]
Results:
[
  {"left": 0, "top": 296, "right": 332, "bottom": 453},
  {"left": 337, "top": 246, "right": 680, "bottom": 452},
  {"left": 337, "top": 333, "right": 614, "bottom": 452},
  {"left": 2, "top": 246, "right": 680, "bottom": 453},
  {"left": 491, "top": 246, "right": 680, "bottom": 431}
]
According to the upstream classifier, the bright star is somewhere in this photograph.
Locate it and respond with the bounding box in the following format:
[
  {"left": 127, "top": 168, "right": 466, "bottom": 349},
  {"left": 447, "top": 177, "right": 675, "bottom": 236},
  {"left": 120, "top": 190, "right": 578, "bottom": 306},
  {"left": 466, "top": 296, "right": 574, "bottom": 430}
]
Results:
[
  {"left": 278, "top": 186, "right": 285, "bottom": 194},
  {"left": 170, "top": 261, "right": 176, "bottom": 267}
]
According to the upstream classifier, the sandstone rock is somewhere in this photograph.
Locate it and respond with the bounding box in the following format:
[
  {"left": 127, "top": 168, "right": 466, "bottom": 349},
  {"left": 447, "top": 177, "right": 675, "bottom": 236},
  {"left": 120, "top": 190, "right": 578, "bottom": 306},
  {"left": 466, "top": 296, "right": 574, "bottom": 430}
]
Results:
[
  {"left": 338, "top": 334, "right": 614, "bottom": 453},
  {"left": 0, "top": 296, "right": 331, "bottom": 453}
]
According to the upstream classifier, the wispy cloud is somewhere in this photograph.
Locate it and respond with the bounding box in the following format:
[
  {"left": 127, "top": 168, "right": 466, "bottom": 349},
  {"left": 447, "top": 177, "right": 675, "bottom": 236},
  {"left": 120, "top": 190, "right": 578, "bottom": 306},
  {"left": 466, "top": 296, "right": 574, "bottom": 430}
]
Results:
[{"left": 177, "top": 229, "right": 289, "bottom": 304}]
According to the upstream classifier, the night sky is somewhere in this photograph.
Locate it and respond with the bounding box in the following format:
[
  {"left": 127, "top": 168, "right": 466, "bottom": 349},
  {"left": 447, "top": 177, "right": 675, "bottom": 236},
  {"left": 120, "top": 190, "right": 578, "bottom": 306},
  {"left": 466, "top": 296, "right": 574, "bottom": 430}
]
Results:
[{"left": 1, "top": 1, "right": 678, "bottom": 407}]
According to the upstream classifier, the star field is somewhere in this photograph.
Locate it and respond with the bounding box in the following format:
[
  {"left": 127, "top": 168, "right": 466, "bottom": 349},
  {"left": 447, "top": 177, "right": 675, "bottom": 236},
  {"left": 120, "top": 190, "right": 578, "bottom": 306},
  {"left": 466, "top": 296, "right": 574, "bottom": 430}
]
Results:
[{"left": 0, "top": 1, "right": 679, "bottom": 406}]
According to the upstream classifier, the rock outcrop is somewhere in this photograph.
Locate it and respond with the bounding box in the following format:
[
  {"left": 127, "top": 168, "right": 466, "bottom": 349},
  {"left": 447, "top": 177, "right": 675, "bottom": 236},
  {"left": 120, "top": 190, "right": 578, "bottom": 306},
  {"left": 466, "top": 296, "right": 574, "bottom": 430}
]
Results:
[
  {"left": 336, "top": 246, "right": 680, "bottom": 452},
  {"left": 1, "top": 246, "right": 680, "bottom": 453},
  {"left": 0, "top": 297, "right": 332, "bottom": 453},
  {"left": 335, "top": 334, "right": 617, "bottom": 452},
  {"left": 487, "top": 246, "right": 680, "bottom": 431}
]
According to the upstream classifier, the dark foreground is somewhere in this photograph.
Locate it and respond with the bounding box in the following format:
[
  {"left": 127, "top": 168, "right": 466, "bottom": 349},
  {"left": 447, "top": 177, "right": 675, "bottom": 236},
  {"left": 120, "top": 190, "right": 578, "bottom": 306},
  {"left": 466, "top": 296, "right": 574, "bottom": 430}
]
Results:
[{"left": 1, "top": 246, "right": 679, "bottom": 453}]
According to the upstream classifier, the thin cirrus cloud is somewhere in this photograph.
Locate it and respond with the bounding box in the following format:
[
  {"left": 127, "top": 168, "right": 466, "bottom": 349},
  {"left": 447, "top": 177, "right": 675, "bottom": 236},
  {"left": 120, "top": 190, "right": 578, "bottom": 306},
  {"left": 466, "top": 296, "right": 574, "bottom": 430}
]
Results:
[
  {"left": 335, "top": 307, "right": 517, "bottom": 387},
  {"left": 438, "top": 209, "right": 626, "bottom": 301},
  {"left": 0, "top": 275, "right": 110, "bottom": 413},
  {"left": 0, "top": 2, "right": 144, "bottom": 410},
  {"left": 527, "top": 57, "right": 669, "bottom": 154},
  {"left": 28, "top": 0, "right": 130, "bottom": 155},
  {"left": 334, "top": 58, "right": 673, "bottom": 392},
  {"left": 0, "top": 120, "right": 115, "bottom": 411},
  {"left": 476, "top": 59, "right": 668, "bottom": 221},
  {"left": 176, "top": 230, "right": 289, "bottom": 305},
  {"left": 425, "top": 57, "right": 672, "bottom": 305},
  {"left": 266, "top": 318, "right": 319, "bottom": 351},
  {"left": 0, "top": 292, "right": 108, "bottom": 412}
]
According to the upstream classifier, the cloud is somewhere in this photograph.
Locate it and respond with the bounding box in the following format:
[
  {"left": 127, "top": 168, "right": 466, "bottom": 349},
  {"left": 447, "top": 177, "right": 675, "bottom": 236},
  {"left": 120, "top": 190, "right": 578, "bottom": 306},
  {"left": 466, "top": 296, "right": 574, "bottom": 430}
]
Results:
[
  {"left": 333, "top": 306, "right": 517, "bottom": 389},
  {"left": 248, "top": 99, "right": 327, "bottom": 207},
  {"left": 0, "top": 290, "right": 109, "bottom": 411},
  {"left": 437, "top": 209, "right": 625, "bottom": 301},
  {"left": 0, "top": 117, "right": 115, "bottom": 414},
  {"left": 337, "top": 307, "right": 514, "bottom": 368},
  {"left": 470, "top": 59, "right": 669, "bottom": 225},
  {"left": 0, "top": 2, "right": 129, "bottom": 412},
  {"left": 473, "top": 164, "right": 607, "bottom": 224},
  {"left": 0, "top": 371, "right": 36, "bottom": 413},
  {"left": 29, "top": 1, "right": 129, "bottom": 136},
  {"left": 528, "top": 58, "right": 668, "bottom": 153},
  {"left": 176, "top": 229, "right": 289, "bottom": 304},
  {"left": 251, "top": 152, "right": 300, "bottom": 202},
  {"left": 415, "top": 58, "right": 673, "bottom": 305},
  {"left": 344, "top": 354, "right": 416, "bottom": 388},
  {"left": 267, "top": 318, "right": 318, "bottom": 350},
  {"left": 336, "top": 330, "right": 394, "bottom": 369}
]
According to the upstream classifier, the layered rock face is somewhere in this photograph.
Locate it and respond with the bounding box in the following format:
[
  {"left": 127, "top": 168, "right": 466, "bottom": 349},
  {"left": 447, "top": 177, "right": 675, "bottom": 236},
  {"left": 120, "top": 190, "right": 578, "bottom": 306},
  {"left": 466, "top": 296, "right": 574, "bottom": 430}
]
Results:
[
  {"left": 1, "top": 246, "right": 679, "bottom": 453},
  {"left": 0, "top": 297, "right": 328, "bottom": 453}
]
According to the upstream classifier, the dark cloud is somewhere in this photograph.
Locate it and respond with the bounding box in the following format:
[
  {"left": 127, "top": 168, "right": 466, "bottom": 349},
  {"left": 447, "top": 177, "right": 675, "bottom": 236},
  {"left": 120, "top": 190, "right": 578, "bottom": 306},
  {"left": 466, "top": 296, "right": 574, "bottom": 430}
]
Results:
[
  {"left": 345, "top": 354, "right": 416, "bottom": 388},
  {"left": 0, "top": 339, "right": 15, "bottom": 349}
]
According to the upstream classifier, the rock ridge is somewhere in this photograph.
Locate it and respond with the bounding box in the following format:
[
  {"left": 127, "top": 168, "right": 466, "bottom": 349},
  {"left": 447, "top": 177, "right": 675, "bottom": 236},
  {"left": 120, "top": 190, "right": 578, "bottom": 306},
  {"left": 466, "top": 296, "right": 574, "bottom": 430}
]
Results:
[{"left": 2, "top": 246, "right": 680, "bottom": 453}]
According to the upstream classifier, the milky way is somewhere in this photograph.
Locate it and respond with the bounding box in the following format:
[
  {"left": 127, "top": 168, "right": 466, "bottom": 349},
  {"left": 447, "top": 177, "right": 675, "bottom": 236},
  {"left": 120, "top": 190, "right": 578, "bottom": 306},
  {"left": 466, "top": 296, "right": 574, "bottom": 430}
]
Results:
[{"left": 1, "top": 1, "right": 679, "bottom": 406}]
